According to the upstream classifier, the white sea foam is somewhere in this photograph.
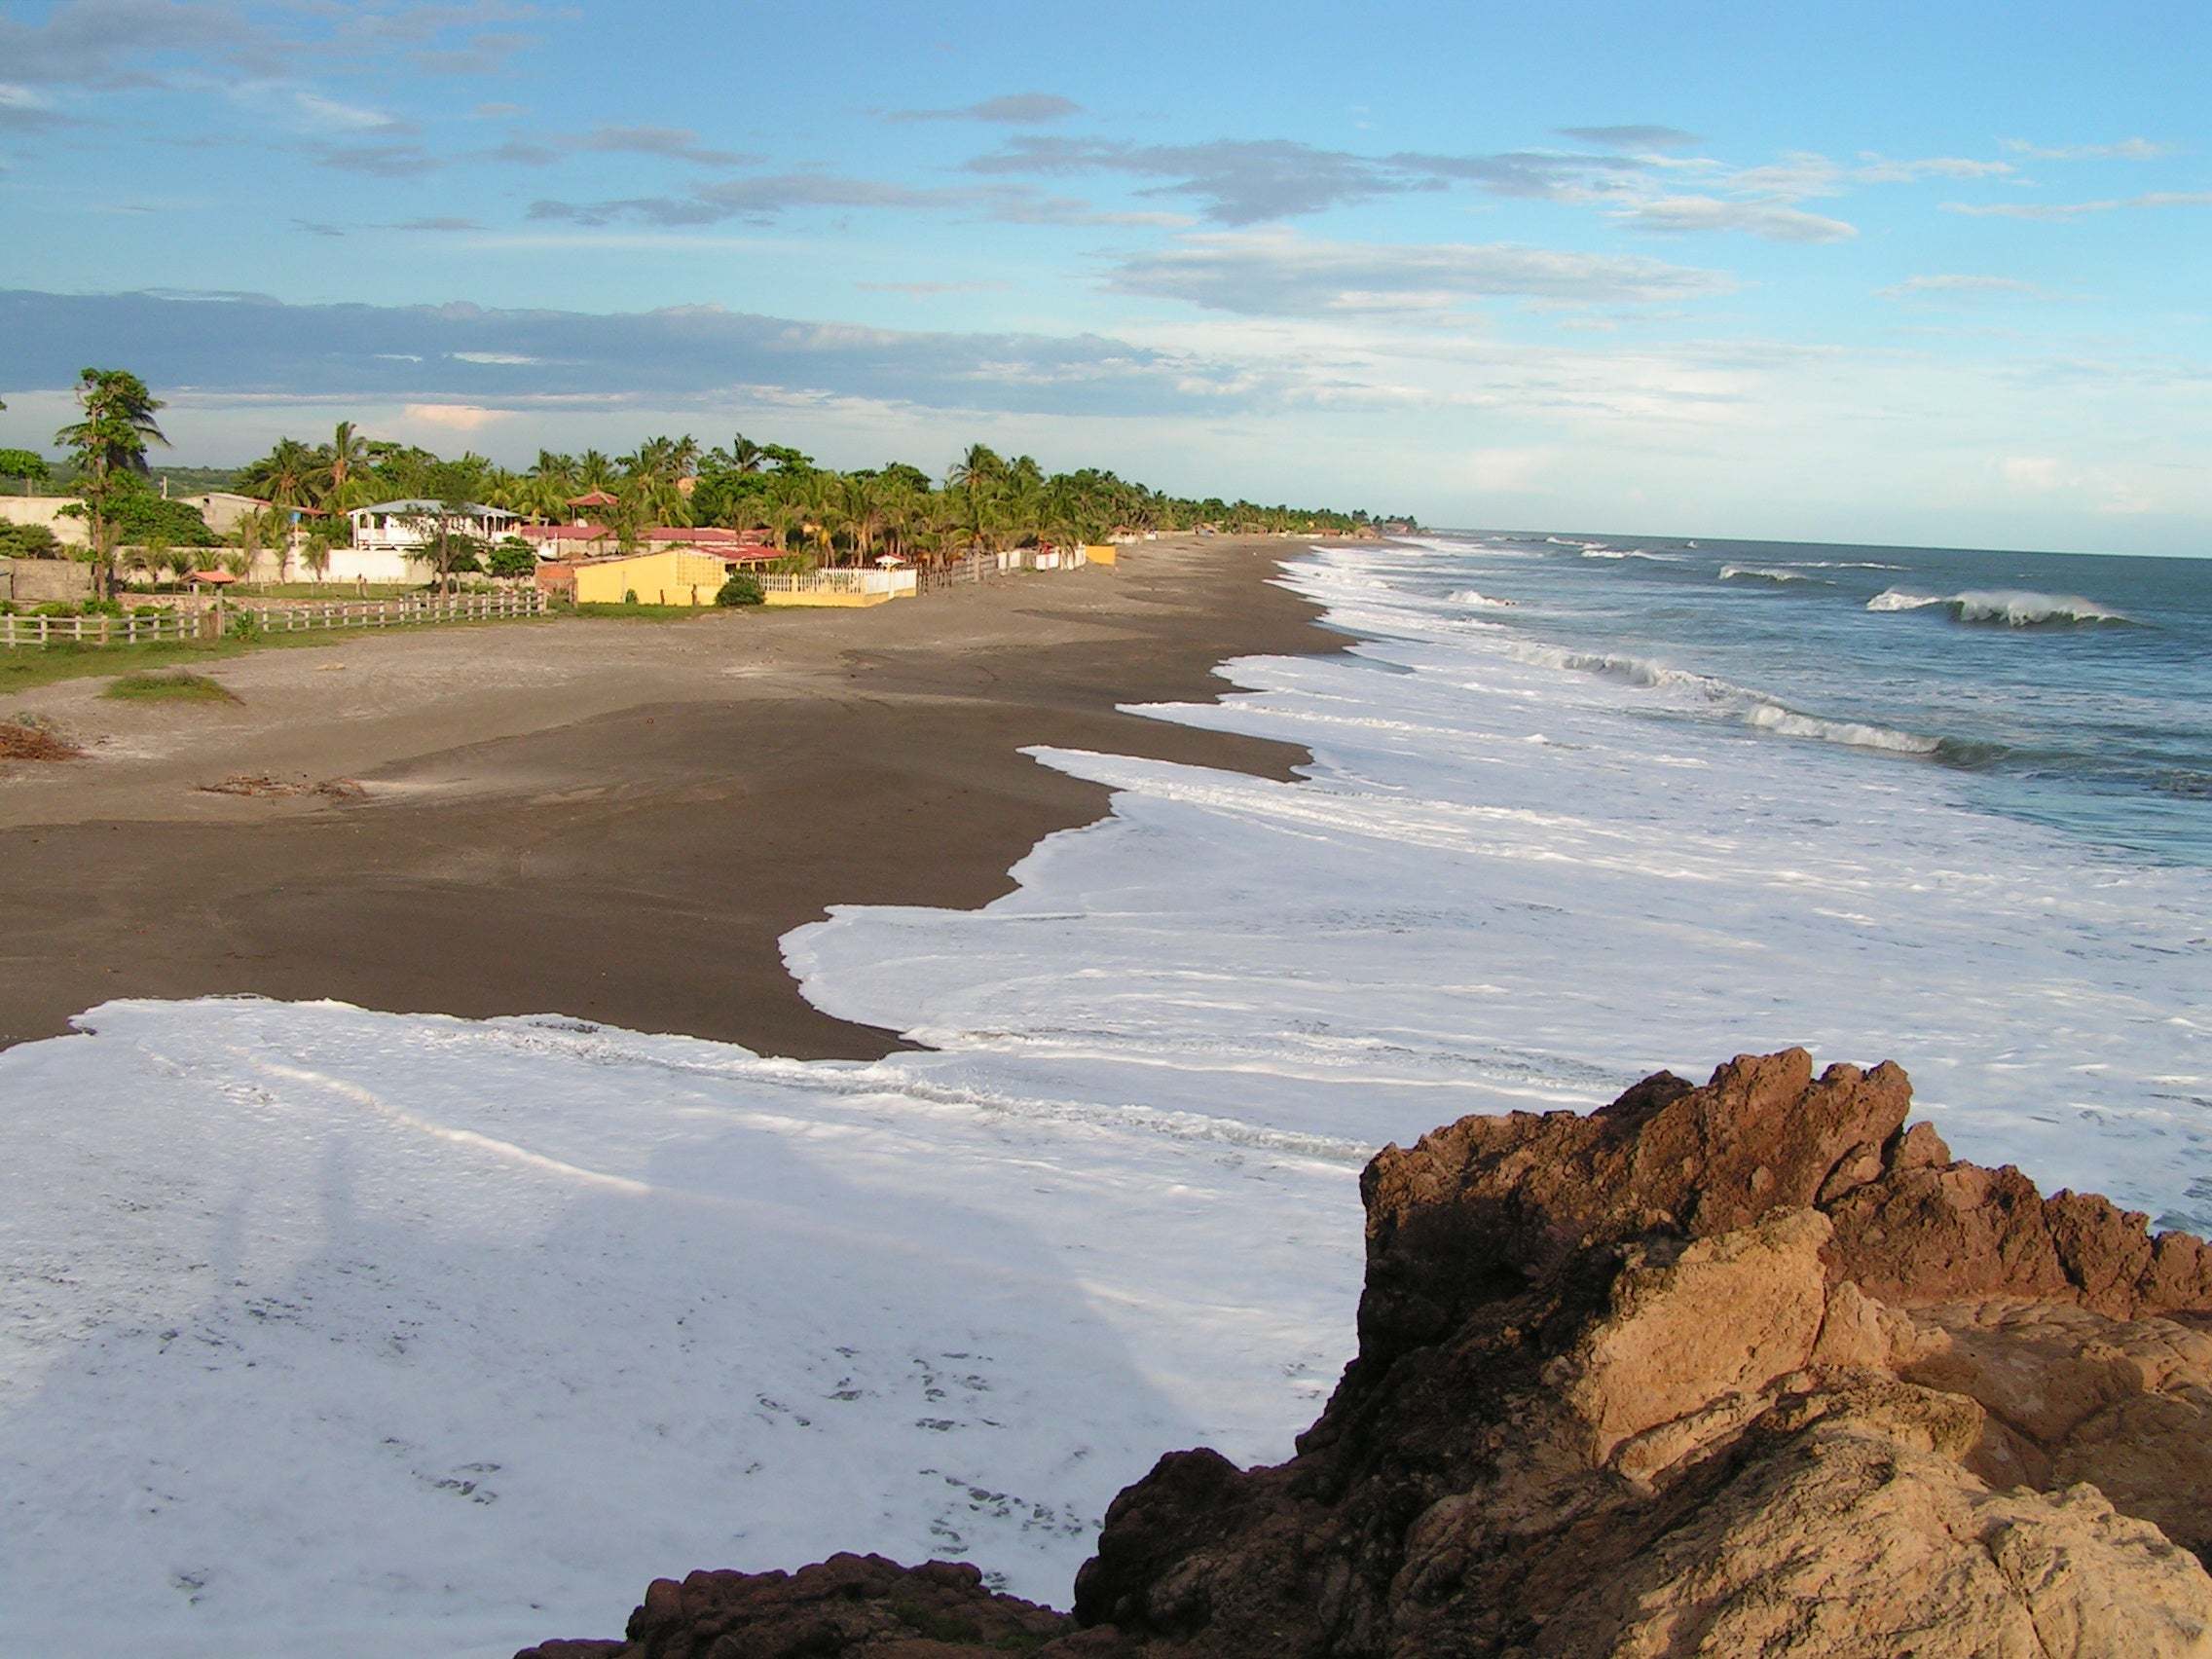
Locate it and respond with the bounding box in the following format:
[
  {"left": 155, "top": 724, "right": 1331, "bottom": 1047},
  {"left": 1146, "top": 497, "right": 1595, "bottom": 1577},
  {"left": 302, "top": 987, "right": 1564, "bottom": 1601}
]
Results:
[
  {"left": 1451, "top": 588, "right": 1518, "bottom": 608},
  {"left": 1870, "top": 587, "right": 2131, "bottom": 626},
  {"left": 1719, "top": 565, "right": 1825, "bottom": 585},
  {"left": 2, "top": 537, "right": 2204, "bottom": 1654}
]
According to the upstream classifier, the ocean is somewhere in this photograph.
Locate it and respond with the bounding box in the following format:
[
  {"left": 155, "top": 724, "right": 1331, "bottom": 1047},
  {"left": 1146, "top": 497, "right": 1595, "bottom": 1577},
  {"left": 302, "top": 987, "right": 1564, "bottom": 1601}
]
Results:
[{"left": 2, "top": 532, "right": 2205, "bottom": 1653}]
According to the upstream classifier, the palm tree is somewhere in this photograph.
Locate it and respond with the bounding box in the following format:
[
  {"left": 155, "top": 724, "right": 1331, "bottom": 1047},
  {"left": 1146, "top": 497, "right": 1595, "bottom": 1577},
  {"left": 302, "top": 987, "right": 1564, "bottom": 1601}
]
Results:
[
  {"left": 303, "top": 533, "right": 333, "bottom": 584},
  {"left": 163, "top": 545, "right": 196, "bottom": 588},
  {"left": 124, "top": 538, "right": 160, "bottom": 588},
  {"left": 713, "top": 433, "right": 767, "bottom": 474},
  {"left": 524, "top": 450, "right": 578, "bottom": 522},
  {"left": 321, "top": 421, "right": 370, "bottom": 507}
]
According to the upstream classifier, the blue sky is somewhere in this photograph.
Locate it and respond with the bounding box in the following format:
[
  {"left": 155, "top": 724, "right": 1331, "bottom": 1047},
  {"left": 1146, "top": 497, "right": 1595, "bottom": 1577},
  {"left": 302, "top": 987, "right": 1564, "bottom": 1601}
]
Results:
[{"left": 2, "top": 0, "right": 2206, "bottom": 551}]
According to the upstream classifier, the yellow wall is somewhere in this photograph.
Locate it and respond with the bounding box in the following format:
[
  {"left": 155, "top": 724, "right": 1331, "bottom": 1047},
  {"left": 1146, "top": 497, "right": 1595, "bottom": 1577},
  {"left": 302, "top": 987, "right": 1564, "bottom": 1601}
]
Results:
[
  {"left": 1082, "top": 544, "right": 1118, "bottom": 566},
  {"left": 571, "top": 550, "right": 734, "bottom": 607},
  {"left": 759, "top": 589, "right": 891, "bottom": 608}
]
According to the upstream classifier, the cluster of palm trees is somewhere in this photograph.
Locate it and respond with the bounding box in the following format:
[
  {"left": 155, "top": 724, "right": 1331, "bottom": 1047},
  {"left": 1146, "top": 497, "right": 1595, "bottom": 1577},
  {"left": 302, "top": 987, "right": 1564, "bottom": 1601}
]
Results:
[{"left": 228, "top": 425, "right": 1394, "bottom": 567}]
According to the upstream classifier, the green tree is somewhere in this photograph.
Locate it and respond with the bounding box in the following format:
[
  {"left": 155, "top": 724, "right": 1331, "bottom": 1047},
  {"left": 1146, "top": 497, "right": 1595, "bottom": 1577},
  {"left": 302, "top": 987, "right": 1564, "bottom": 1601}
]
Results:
[
  {"left": 303, "top": 532, "right": 334, "bottom": 583},
  {"left": 487, "top": 537, "right": 537, "bottom": 580},
  {"left": 53, "top": 367, "right": 168, "bottom": 598},
  {"left": 0, "top": 448, "right": 50, "bottom": 492}
]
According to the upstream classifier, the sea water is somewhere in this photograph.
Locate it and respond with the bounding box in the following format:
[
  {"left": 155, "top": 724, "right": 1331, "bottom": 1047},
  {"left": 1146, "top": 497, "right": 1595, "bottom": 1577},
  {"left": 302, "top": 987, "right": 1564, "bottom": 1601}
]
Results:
[{"left": 2, "top": 533, "right": 2205, "bottom": 1653}]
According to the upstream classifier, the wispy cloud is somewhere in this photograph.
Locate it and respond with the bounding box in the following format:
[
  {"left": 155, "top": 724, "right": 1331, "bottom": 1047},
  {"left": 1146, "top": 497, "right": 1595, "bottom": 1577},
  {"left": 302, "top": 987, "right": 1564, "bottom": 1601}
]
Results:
[
  {"left": 2001, "top": 137, "right": 2174, "bottom": 162},
  {"left": 1943, "top": 191, "right": 2212, "bottom": 221},
  {"left": 1107, "top": 229, "right": 1736, "bottom": 316},
  {"left": 0, "top": 82, "right": 71, "bottom": 130},
  {"left": 856, "top": 280, "right": 1014, "bottom": 296},
  {"left": 528, "top": 172, "right": 963, "bottom": 225},
  {"left": 965, "top": 135, "right": 1428, "bottom": 223},
  {"left": 1851, "top": 153, "right": 2015, "bottom": 183},
  {"left": 886, "top": 93, "right": 1081, "bottom": 125},
  {"left": 289, "top": 90, "right": 410, "bottom": 134},
  {"left": 1612, "top": 195, "right": 1858, "bottom": 242},
  {"left": 575, "top": 125, "right": 756, "bottom": 166},
  {"left": 1556, "top": 125, "right": 1702, "bottom": 150},
  {"left": 314, "top": 142, "right": 442, "bottom": 178},
  {"left": 1876, "top": 274, "right": 2050, "bottom": 301}
]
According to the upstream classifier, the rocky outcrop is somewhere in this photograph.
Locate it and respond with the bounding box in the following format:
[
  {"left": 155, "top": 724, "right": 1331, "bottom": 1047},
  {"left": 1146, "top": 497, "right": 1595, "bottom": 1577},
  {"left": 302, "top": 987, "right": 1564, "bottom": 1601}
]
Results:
[{"left": 522, "top": 1051, "right": 2212, "bottom": 1657}]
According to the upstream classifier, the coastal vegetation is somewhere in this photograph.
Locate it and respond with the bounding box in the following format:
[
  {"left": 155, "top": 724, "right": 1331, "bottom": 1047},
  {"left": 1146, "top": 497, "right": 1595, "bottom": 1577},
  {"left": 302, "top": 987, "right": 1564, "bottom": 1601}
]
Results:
[
  {"left": 224, "top": 427, "right": 1397, "bottom": 561},
  {"left": 4, "top": 369, "right": 1411, "bottom": 596}
]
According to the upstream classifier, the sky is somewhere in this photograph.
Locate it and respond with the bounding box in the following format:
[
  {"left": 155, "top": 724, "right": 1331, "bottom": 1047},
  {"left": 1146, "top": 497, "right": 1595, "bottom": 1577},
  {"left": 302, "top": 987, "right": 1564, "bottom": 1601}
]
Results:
[{"left": 1, "top": 0, "right": 2206, "bottom": 553}]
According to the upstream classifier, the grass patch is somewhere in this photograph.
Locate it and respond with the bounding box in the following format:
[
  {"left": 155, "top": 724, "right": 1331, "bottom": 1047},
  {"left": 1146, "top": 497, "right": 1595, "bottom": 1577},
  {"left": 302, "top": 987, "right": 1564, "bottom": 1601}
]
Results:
[
  {"left": 0, "top": 632, "right": 340, "bottom": 696},
  {"left": 225, "top": 581, "right": 424, "bottom": 600},
  {"left": 570, "top": 601, "right": 713, "bottom": 621},
  {"left": 104, "top": 670, "right": 241, "bottom": 703}
]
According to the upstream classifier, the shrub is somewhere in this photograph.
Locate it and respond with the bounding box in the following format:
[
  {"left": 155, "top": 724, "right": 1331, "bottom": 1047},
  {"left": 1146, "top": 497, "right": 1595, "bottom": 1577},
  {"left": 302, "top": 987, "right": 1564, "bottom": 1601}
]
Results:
[
  {"left": 715, "top": 572, "right": 764, "bottom": 608},
  {"left": 623, "top": 588, "right": 639, "bottom": 605},
  {"left": 225, "top": 608, "right": 263, "bottom": 640},
  {"left": 82, "top": 598, "right": 124, "bottom": 618},
  {"left": 0, "top": 522, "right": 62, "bottom": 559}
]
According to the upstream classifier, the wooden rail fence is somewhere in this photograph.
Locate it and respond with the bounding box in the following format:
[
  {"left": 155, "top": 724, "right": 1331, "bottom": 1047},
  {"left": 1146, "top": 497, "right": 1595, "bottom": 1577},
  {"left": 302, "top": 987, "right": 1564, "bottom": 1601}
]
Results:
[{"left": 0, "top": 588, "right": 548, "bottom": 648}]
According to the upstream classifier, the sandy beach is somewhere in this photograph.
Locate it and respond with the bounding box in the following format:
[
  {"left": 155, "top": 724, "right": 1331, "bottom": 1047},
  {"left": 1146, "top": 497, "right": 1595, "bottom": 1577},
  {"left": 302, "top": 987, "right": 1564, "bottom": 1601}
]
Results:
[{"left": 0, "top": 536, "right": 1338, "bottom": 1057}]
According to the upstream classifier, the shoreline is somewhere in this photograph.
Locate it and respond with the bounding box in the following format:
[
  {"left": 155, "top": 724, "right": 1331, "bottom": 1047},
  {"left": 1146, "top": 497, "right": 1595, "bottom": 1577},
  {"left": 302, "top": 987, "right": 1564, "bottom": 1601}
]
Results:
[{"left": 0, "top": 536, "right": 1344, "bottom": 1058}]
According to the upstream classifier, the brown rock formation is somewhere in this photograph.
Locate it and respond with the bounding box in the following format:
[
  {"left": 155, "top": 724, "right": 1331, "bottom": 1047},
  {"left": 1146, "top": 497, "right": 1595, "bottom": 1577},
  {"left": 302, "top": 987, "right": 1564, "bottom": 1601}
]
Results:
[{"left": 524, "top": 1051, "right": 2212, "bottom": 1658}]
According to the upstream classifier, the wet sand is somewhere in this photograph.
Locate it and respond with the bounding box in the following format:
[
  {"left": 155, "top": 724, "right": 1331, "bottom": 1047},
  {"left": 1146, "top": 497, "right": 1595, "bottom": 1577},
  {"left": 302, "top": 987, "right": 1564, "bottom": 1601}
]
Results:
[{"left": 0, "top": 537, "right": 1341, "bottom": 1057}]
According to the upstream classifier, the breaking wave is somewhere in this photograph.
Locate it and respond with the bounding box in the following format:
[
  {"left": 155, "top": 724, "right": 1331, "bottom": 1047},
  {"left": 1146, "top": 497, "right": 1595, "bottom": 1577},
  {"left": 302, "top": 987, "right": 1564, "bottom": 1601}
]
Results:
[
  {"left": 1451, "top": 589, "right": 1518, "bottom": 609},
  {"left": 1868, "top": 588, "right": 2133, "bottom": 627},
  {"left": 1719, "top": 565, "right": 1826, "bottom": 586},
  {"left": 1497, "top": 642, "right": 1947, "bottom": 757}
]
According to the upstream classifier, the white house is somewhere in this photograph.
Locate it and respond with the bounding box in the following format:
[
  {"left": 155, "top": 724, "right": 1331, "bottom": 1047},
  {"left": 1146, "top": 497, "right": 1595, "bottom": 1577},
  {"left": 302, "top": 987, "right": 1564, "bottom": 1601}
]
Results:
[{"left": 341, "top": 498, "right": 518, "bottom": 583}]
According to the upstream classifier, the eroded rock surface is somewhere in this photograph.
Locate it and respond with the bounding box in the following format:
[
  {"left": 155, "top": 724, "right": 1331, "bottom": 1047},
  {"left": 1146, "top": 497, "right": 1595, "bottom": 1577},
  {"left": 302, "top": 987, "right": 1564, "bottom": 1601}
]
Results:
[{"left": 523, "top": 1051, "right": 2212, "bottom": 1657}]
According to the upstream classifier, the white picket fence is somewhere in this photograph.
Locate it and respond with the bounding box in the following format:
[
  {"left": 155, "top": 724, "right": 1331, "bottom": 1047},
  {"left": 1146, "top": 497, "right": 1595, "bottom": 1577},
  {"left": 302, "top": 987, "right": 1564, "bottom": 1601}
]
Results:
[
  {"left": 750, "top": 569, "right": 918, "bottom": 597},
  {"left": 0, "top": 587, "right": 548, "bottom": 648}
]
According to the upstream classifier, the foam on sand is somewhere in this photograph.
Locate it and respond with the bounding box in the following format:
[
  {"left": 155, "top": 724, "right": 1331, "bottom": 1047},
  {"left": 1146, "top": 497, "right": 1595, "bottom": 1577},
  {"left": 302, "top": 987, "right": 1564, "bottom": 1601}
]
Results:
[{"left": 1, "top": 537, "right": 2203, "bottom": 1655}]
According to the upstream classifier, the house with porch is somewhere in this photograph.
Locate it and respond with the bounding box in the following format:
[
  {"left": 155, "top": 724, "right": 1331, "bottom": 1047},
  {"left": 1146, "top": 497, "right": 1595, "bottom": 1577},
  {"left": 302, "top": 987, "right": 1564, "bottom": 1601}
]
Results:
[{"left": 342, "top": 498, "right": 518, "bottom": 583}]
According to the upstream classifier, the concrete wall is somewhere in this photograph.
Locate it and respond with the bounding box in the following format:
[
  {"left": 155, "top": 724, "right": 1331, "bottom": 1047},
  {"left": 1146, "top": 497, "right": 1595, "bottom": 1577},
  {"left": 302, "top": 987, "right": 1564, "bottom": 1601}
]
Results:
[
  {"left": 323, "top": 545, "right": 427, "bottom": 586},
  {"left": 1, "top": 558, "right": 95, "bottom": 604},
  {"left": 0, "top": 497, "right": 91, "bottom": 548},
  {"left": 176, "top": 493, "right": 268, "bottom": 535}
]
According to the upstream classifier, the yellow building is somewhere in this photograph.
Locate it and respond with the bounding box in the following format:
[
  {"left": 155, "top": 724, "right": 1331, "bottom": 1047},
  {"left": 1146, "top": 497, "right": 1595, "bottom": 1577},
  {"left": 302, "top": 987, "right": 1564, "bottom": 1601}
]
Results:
[
  {"left": 570, "top": 549, "right": 744, "bottom": 607},
  {"left": 1082, "top": 544, "right": 1118, "bottom": 566}
]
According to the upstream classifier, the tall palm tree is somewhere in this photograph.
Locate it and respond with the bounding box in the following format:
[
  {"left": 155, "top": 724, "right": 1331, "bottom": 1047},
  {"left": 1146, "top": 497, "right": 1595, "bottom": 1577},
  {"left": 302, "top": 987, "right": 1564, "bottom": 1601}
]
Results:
[{"left": 321, "top": 421, "right": 370, "bottom": 506}]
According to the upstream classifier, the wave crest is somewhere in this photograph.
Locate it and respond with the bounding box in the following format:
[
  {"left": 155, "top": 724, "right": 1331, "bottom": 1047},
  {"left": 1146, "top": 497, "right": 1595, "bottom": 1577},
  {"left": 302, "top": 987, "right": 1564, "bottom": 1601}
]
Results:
[
  {"left": 1500, "top": 642, "right": 1945, "bottom": 757},
  {"left": 1451, "top": 589, "right": 1518, "bottom": 609},
  {"left": 1719, "top": 565, "right": 1825, "bottom": 586},
  {"left": 1869, "top": 587, "right": 2133, "bottom": 627}
]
